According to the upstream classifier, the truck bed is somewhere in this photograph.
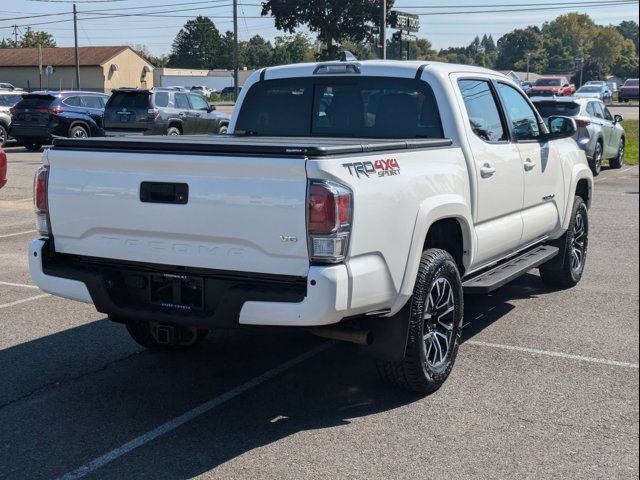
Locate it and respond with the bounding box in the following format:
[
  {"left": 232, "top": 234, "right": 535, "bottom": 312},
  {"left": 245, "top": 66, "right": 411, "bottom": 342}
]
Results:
[{"left": 52, "top": 135, "right": 453, "bottom": 157}]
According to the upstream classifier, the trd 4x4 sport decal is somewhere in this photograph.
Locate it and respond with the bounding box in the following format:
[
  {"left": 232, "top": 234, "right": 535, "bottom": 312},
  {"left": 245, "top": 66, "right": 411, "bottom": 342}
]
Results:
[{"left": 343, "top": 159, "right": 400, "bottom": 178}]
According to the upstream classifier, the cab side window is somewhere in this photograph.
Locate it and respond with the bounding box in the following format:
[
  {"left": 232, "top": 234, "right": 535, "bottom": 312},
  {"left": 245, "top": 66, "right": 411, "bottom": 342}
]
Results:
[
  {"left": 458, "top": 79, "right": 507, "bottom": 143},
  {"left": 497, "top": 83, "right": 540, "bottom": 141},
  {"left": 82, "top": 96, "right": 103, "bottom": 109}
]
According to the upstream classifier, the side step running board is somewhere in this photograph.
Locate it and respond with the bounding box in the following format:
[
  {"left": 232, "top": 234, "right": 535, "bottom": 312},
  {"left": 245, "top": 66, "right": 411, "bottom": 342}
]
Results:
[{"left": 462, "top": 245, "right": 559, "bottom": 294}]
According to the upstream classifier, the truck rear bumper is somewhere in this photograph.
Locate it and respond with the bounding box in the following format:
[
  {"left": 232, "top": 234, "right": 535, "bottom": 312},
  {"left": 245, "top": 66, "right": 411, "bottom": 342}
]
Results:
[
  {"left": 29, "top": 239, "right": 93, "bottom": 303},
  {"left": 29, "top": 239, "right": 348, "bottom": 327}
]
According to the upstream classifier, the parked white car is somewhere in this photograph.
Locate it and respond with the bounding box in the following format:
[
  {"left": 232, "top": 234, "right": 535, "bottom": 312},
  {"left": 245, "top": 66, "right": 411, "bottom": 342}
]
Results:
[
  {"left": 0, "top": 90, "right": 24, "bottom": 147},
  {"left": 30, "top": 60, "right": 592, "bottom": 393}
]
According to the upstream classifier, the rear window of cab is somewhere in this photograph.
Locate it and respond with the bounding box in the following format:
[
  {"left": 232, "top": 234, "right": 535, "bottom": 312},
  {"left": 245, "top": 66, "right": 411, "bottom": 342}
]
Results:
[{"left": 235, "top": 76, "right": 443, "bottom": 139}]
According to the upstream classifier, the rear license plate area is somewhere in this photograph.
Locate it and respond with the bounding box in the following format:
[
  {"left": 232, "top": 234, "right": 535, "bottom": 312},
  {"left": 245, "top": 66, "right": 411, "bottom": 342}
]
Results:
[{"left": 150, "top": 274, "right": 203, "bottom": 311}]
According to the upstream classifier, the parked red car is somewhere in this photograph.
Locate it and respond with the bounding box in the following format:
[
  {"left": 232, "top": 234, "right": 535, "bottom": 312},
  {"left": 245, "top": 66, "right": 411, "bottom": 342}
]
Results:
[
  {"left": 528, "top": 76, "right": 576, "bottom": 97},
  {"left": 0, "top": 148, "right": 6, "bottom": 189},
  {"left": 618, "top": 78, "right": 639, "bottom": 102}
]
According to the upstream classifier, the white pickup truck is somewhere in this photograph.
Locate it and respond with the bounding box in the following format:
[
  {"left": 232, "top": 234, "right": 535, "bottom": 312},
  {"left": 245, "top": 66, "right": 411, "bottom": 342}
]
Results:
[{"left": 30, "top": 60, "right": 593, "bottom": 393}]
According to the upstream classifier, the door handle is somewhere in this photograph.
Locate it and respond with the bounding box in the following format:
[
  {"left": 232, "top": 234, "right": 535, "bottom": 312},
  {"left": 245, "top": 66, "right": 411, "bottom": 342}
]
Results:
[
  {"left": 480, "top": 163, "right": 496, "bottom": 178},
  {"left": 524, "top": 158, "right": 536, "bottom": 171},
  {"left": 178, "top": 112, "right": 186, "bottom": 117}
]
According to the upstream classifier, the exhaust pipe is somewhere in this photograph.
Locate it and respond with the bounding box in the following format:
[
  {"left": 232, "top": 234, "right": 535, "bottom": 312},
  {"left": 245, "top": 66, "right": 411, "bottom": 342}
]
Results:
[{"left": 310, "top": 326, "right": 373, "bottom": 346}]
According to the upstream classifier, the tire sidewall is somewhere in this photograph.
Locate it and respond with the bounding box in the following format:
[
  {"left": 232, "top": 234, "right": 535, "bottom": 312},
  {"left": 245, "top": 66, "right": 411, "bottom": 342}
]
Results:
[
  {"left": 564, "top": 198, "right": 589, "bottom": 283},
  {"left": 0, "top": 124, "right": 7, "bottom": 148},
  {"left": 409, "top": 251, "right": 464, "bottom": 386},
  {"left": 69, "top": 125, "right": 88, "bottom": 138}
]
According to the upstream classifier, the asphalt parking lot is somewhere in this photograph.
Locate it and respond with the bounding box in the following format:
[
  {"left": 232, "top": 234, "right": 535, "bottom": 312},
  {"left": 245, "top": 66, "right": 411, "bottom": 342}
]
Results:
[{"left": 0, "top": 147, "right": 638, "bottom": 479}]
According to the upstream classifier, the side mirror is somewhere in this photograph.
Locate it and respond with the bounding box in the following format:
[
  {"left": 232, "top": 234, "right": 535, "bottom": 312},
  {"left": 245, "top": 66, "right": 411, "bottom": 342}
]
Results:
[
  {"left": 546, "top": 116, "right": 577, "bottom": 140},
  {"left": 614, "top": 114, "right": 623, "bottom": 123},
  {"left": 208, "top": 104, "right": 216, "bottom": 112}
]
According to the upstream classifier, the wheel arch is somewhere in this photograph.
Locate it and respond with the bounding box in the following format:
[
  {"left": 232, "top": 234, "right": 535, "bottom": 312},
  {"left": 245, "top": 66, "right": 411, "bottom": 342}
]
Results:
[
  {"left": 563, "top": 166, "right": 593, "bottom": 229},
  {"left": 389, "top": 196, "right": 473, "bottom": 315},
  {"left": 68, "top": 120, "right": 91, "bottom": 137},
  {"left": 167, "top": 120, "right": 183, "bottom": 133}
]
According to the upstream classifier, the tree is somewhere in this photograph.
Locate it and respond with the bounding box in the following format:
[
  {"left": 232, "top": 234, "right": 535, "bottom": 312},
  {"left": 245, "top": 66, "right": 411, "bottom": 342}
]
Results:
[
  {"left": 168, "top": 16, "right": 223, "bottom": 69},
  {"left": 617, "top": 20, "right": 639, "bottom": 54},
  {"left": 262, "top": 0, "right": 394, "bottom": 60},
  {"left": 241, "top": 35, "right": 275, "bottom": 69},
  {"left": 543, "top": 13, "right": 596, "bottom": 71},
  {"left": 0, "top": 30, "right": 56, "bottom": 48},
  {"left": 571, "top": 58, "right": 605, "bottom": 85},
  {"left": 481, "top": 34, "right": 496, "bottom": 53},
  {"left": 611, "top": 40, "right": 639, "bottom": 79},
  {"left": 588, "top": 26, "right": 627, "bottom": 72},
  {"left": 272, "top": 33, "right": 314, "bottom": 65},
  {"left": 495, "top": 26, "right": 547, "bottom": 72}
]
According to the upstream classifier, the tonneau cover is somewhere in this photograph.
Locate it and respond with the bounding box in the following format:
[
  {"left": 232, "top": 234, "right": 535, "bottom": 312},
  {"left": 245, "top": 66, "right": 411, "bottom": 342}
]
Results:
[{"left": 52, "top": 135, "right": 453, "bottom": 157}]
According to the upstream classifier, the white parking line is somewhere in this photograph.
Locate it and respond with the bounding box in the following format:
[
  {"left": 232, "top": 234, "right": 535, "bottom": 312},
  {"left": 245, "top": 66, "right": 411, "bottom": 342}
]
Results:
[
  {"left": 0, "top": 293, "right": 50, "bottom": 309},
  {"left": 0, "top": 281, "right": 39, "bottom": 289},
  {"left": 0, "top": 230, "right": 36, "bottom": 239},
  {"left": 54, "top": 342, "right": 334, "bottom": 480},
  {"left": 467, "top": 340, "right": 639, "bottom": 369}
]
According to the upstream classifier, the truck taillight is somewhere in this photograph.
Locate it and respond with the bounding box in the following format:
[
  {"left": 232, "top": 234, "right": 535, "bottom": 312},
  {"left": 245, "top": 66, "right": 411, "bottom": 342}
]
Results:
[
  {"left": 33, "top": 165, "right": 51, "bottom": 238},
  {"left": 307, "top": 180, "right": 352, "bottom": 263}
]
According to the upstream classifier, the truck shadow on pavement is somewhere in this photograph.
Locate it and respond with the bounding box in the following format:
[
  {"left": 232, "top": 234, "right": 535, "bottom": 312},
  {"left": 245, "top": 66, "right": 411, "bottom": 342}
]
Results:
[{"left": 0, "top": 272, "right": 552, "bottom": 479}]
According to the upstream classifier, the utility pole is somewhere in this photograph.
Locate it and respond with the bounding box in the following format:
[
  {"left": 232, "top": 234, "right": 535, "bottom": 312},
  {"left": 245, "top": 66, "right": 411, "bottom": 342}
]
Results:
[
  {"left": 380, "top": 0, "right": 386, "bottom": 59},
  {"left": 526, "top": 53, "right": 531, "bottom": 81},
  {"left": 38, "top": 44, "right": 43, "bottom": 90},
  {"left": 233, "top": 0, "right": 239, "bottom": 102},
  {"left": 11, "top": 25, "right": 19, "bottom": 47},
  {"left": 73, "top": 4, "right": 81, "bottom": 90}
]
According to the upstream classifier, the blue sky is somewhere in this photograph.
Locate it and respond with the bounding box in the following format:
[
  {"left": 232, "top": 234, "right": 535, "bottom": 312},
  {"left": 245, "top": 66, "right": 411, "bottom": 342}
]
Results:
[{"left": 1, "top": 0, "right": 638, "bottom": 56}]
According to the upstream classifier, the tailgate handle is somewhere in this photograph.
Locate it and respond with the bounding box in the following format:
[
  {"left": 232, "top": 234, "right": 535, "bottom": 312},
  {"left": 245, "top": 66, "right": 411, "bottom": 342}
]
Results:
[{"left": 140, "top": 182, "right": 188, "bottom": 204}]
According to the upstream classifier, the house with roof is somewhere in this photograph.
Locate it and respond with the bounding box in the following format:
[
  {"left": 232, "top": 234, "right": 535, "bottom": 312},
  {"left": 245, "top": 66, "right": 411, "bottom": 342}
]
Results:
[{"left": 0, "top": 46, "right": 154, "bottom": 92}]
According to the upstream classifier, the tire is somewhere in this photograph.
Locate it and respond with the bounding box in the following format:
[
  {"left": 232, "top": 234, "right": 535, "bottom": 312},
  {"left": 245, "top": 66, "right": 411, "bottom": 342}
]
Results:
[
  {"left": 609, "top": 138, "right": 625, "bottom": 169},
  {"left": 23, "top": 140, "right": 44, "bottom": 152},
  {"left": 540, "top": 196, "right": 588, "bottom": 289},
  {"left": 69, "top": 124, "right": 89, "bottom": 138},
  {"left": 376, "top": 249, "right": 464, "bottom": 394},
  {"left": 0, "top": 124, "right": 7, "bottom": 148},
  {"left": 125, "top": 320, "right": 208, "bottom": 351},
  {"left": 589, "top": 141, "right": 603, "bottom": 176},
  {"left": 218, "top": 124, "right": 228, "bottom": 134},
  {"left": 166, "top": 126, "right": 181, "bottom": 136}
]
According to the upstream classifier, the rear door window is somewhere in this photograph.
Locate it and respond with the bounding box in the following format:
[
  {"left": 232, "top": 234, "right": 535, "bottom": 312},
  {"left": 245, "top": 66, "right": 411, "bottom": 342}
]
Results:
[
  {"left": 82, "top": 96, "right": 104, "bottom": 109},
  {"left": 63, "top": 96, "right": 83, "bottom": 107},
  {"left": 0, "top": 95, "right": 22, "bottom": 107},
  {"left": 592, "top": 102, "right": 605, "bottom": 119},
  {"left": 175, "top": 93, "right": 190, "bottom": 110},
  {"left": 458, "top": 79, "right": 507, "bottom": 142}
]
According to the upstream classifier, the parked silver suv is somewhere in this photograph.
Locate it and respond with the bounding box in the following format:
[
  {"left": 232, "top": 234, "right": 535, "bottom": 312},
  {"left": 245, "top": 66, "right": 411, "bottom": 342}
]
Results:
[
  {"left": 532, "top": 97, "right": 625, "bottom": 176},
  {"left": 0, "top": 91, "right": 24, "bottom": 147}
]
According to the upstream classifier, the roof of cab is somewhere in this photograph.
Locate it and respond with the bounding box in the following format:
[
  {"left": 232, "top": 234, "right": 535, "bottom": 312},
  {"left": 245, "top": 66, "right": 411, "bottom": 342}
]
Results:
[{"left": 261, "top": 59, "right": 510, "bottom": 81}]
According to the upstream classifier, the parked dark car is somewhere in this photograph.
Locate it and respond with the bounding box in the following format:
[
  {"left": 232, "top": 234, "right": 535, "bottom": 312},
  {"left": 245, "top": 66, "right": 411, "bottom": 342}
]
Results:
[
  {"left": 103, "top": 88, "right": 230, "bottom": 136},
  {"left": 618, "top": 78, "right": 639, "bottom": 102},
  {"left": 10, "top": 91, "right": 109, "bottom": 151},
  {"left": 220, "top": 86, "right": 241, "bottom": 96}
]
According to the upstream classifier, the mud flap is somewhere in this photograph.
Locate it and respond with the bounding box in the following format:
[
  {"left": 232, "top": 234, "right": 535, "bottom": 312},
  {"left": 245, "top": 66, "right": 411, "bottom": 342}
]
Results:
[{"left": 358, "top": 304, "right": 411, "bottom": 361}]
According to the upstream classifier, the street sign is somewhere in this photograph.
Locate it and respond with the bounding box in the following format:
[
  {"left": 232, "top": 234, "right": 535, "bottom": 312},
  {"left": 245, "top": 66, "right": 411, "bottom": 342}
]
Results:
[
  {"left": 45, "top": 65, "right": 54, "bottom": 76},
  {"left": 392, "top": 32, "right": 417, "bottom": 43},
  {"left": 389, "top": 11, "right": 420, "bottom": 33}
]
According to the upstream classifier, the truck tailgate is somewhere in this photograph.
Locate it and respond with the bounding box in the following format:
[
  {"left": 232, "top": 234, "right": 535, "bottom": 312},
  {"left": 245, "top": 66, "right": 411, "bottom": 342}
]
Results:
[{"left": 46, "top": 148, "right": 310, "bottom": 277}]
